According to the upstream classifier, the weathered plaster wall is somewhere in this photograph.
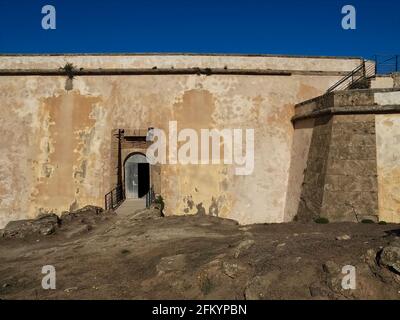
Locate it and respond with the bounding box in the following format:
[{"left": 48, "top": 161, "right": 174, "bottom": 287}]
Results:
[
  {"left": 376, "top": 115, "right": 400, "bottom": 223},
  {"left": 0, "top": 77, "right": 109, "bottom": 229},
  {"left": 0, "top": 54, "right": 361, "bottom": 72},
  {"left": 0, "top": 54, "right": 362, "bottom": 227}
]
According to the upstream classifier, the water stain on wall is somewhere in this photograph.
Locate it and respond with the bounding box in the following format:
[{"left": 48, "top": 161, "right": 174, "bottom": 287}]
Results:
[
  {"left": 161, "top": 89, "right": 232, "bottom": 218},
  {"left": 33, "top": 92, "right": 102, "bottom": 214}
]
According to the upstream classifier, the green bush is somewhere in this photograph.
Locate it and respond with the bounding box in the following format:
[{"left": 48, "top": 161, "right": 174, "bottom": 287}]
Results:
[
  {"left": 378, "top": 221, "right": 387, "bottom": 225},
  {"left": 361, "top": 219, "right": 375, "bottom": 224},
  {"left": 154, "top": 195, "right": 165, "bottom": 213},
  {"left": 60, "top": 63, "right": 76, "bottom": 79},
  {"left": 314, "top": 217, "right": 329, "bottom": 224}
]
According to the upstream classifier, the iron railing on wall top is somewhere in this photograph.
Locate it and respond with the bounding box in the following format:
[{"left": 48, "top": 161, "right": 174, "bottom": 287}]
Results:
[{"left": 327, "top": 54, "right": 399, "bottom": 93}]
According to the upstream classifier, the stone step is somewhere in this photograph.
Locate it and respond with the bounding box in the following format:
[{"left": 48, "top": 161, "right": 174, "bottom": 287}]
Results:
[{"left": 369, "top": 73, "right": 400, "bottom": 89}]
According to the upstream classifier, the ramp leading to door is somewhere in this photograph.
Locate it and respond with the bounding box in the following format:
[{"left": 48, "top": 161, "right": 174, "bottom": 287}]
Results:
[{"left": 115, "top": 198, "right": 146, "bottom": 216}]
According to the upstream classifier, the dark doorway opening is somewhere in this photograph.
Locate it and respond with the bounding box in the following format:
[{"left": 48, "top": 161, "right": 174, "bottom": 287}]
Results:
[
  {"left": 138, "top": 163, "right": 150, "bottom": 198},
  {"left": 124, "top": 153, "right": 150, "bottom": 199}
]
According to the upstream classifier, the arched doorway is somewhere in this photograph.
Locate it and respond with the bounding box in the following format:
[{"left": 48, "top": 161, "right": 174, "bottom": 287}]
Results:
[{"left": 124, "top": 153, "right": 150, "bottom": 199}]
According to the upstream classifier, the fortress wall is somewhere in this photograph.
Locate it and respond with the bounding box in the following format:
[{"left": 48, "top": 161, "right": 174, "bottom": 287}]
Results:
[
  {"left": 0, "top": 55, "right": 362, "bottom": 227},
  {"left": 376, "top": 114, "right": 400, "bottom": 223},
  {"left": 0, "top": 54, "right": 361, "bottom": 72},
  {"left": 292, "top": 89, "right": 400, "bottom": 223}
]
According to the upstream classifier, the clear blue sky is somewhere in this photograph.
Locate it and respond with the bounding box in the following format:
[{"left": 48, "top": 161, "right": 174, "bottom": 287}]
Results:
[{"left": 0, "top": 0, "right": 399, "bottom": 58}]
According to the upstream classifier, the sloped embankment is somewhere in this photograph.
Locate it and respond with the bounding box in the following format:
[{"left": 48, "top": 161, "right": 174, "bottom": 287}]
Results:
[{"left": 0, "top": 206, "right": 400, "bottom": 299}]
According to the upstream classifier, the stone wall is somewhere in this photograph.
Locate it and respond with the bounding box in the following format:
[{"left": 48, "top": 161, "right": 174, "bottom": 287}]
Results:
[
  {"left": 292, "top": 88, "right": 400, "bottom": 223},
  {"left": 321, "top": 114, "right": 378, "bottom": 222},
  {"left": 3, "top": 54, "right": 400, "bottom": 226},
  {"left": 0, "top": 54, "right": 363, "bottom": 227}
]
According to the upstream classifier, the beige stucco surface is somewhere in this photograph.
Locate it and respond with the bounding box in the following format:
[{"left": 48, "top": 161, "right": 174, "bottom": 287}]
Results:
[
  {"left": 376, "top": 114, "right": 400, "bottom": 223},
  {"left": 0, "top": 54, "right": 361, "bottom": 72},
  {"left": 0, "top": 54, "right": 362, "bottom": 227},
  {"left": 370, "top": 76, "right": 394, "bottom": 89},
  {"left": 374, "top": 91, "right": 400, "bottom": 105}
]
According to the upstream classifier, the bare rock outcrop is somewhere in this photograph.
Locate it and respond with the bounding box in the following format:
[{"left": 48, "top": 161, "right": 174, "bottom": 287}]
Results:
[{"left": 2, "top": 213, "right": 60, "bottom": 238}]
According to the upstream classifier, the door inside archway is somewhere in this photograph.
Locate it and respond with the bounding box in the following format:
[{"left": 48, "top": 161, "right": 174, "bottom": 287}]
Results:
[{"left": 124, "top": 153, "right": 150, "bottom": 199}]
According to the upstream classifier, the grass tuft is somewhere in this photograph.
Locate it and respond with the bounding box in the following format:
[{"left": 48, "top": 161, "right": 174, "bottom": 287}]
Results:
[
  {"left": 314, "top": 217, "right": 329, "bottom": 224},
  {"left": 361, "top": 219, "right": 375, "bottom": 224}
]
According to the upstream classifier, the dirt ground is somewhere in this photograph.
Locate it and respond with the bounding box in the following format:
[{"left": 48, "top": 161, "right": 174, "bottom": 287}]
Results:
[{"left": 1, "top": 206, "right": 400, "bottom": 300}]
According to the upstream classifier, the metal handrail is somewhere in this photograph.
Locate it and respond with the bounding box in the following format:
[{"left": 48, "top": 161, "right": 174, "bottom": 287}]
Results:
[
  {"left": 104, "top": 184, "right": 125, "bottom": 210},
  {"left": 327, "top": 54, "right": 399, "bottom": 93},
  {"left": 327, "top": 61, "right": 366, "bottom": 92},
  {"left": 146, "top": 185, "right": 155, "bottom": 209}
]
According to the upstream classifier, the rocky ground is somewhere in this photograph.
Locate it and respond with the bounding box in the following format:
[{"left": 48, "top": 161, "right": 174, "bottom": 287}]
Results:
[{"left": 0, "top": 205, "right": 400, "bottom": 300}]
